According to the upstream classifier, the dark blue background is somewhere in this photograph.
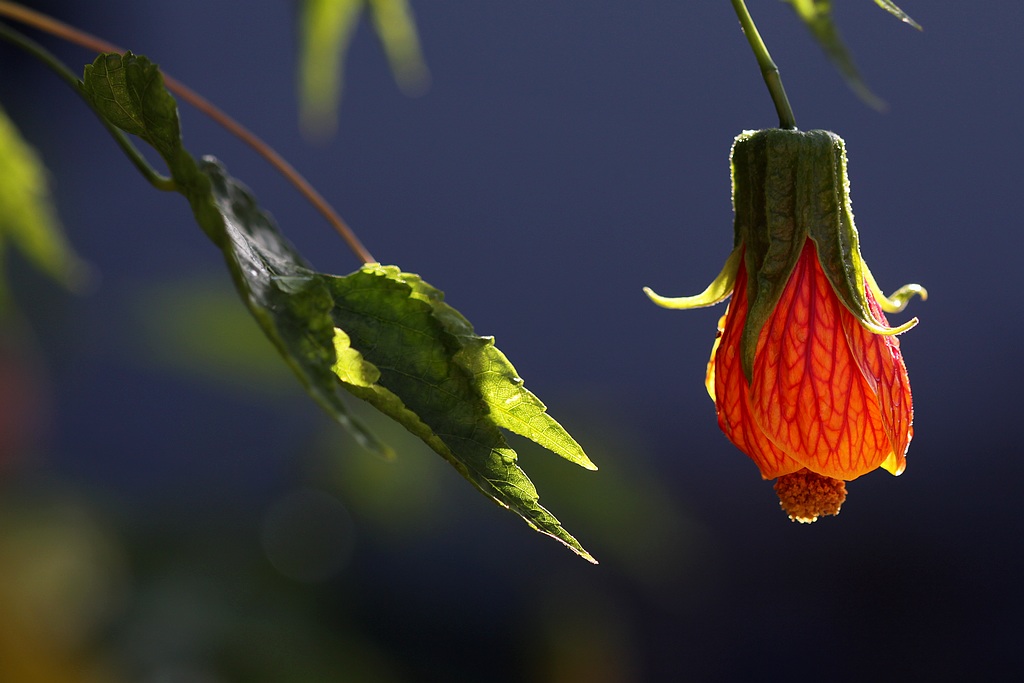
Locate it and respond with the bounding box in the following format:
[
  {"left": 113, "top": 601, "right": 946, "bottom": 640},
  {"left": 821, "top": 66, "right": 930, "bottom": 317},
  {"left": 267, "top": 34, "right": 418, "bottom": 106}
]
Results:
[{"left": 1, "top": 1, "right": 1021, "bottom": 680}]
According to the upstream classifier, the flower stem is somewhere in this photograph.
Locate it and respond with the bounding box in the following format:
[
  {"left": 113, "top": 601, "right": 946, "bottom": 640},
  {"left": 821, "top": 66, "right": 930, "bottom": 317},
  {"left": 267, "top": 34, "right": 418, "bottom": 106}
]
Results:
[
  {"left": 0, "top": 0, "right": 376, "bottom": 264},
  {"left": 729, "top": 0, "right": 797, "bottom": 130}
]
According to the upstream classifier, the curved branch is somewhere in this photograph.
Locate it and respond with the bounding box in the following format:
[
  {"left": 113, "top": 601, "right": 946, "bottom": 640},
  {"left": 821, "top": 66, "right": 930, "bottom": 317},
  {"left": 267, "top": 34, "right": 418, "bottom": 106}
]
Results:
[{"left": 0, "top": 0, "right": 376, "bottom": 264}]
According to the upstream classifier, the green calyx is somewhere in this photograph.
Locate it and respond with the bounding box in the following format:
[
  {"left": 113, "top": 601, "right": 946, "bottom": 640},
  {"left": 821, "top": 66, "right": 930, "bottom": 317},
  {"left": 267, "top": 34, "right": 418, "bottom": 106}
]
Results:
[{"left": 646, "top": 128, "right": 925, "bottom": 382}]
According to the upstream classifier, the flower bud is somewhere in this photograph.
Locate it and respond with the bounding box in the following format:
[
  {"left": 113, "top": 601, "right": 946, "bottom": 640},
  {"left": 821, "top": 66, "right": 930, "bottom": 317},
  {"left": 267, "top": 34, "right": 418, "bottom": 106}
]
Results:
[{"left": 645, "top": 129, "right": 926, "bottom": 520}]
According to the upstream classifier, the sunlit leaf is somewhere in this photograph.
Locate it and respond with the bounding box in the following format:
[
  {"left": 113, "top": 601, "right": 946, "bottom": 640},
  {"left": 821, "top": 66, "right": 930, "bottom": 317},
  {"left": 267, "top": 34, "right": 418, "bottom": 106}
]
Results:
[
  {"left": 382, "top": 267, "right": 595, "bottom": 471},
  {"left": 297, "top": 0, "right": 429, "bottom": 137},
  {"left": 81, "top": 52, "right": 593, "bottom": 560},
  {"left": 0, "top": 103, "right": 88, "bottom": 304},
  {"left": 328, "top": 264, "right": 595, "bottom": 560},
  {"left": 786, "top": 0, "right": 920, "bottom": 110},
  {"left": 192, "top": 157, "right": 396, "bottom": 459}
]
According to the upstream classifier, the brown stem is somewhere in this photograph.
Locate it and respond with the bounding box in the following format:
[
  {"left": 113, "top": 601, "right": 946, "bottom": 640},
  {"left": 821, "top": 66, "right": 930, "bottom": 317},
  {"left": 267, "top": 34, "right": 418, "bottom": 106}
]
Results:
[{"left": 0, "top": 0, "right": 376, "bottom": 264}]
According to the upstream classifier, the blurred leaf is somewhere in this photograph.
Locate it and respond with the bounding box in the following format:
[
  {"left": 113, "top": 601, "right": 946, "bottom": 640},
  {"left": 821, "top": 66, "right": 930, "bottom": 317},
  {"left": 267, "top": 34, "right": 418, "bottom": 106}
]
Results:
[
  {"left": 366, "top": 0, "right": 430, "bottom": 89},
  {"left": 135, "top": 277, "right": 299, "bottom": 392},
  {"left": 786, "top": 0, "right": 921, "bottom": 110},
  {"left": 511, "top": 406, "right": 707, "bottom": 592},
  {"left": 318, "top": 412, "right": 448, "bottom": 539},
  {"left": 81, "top": 52, "right": 594, "bottom": 561},
  {"left": 297, "top": 0, "right": 362, "bottom": 137},
  {"left": 0, "top": 493, "right": 125, "bottom": 683},
  {"left": 223, "top": 614, "right": 405, "bottom": 683},
  {"left": 297, "top": 0, "right": 429, "bottom": 137},
  {"left": 0, "top": 103, "right": 88, "bottom": 306},
  {"left": 873, "top": 0, "right": 921, "bottom": 30}
]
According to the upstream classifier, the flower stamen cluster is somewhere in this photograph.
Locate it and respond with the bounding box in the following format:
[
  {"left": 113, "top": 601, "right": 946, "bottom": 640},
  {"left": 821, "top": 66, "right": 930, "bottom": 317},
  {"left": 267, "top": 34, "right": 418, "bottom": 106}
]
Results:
[{"left": 773, "top": 469, "right": 847, "bottom": 523}]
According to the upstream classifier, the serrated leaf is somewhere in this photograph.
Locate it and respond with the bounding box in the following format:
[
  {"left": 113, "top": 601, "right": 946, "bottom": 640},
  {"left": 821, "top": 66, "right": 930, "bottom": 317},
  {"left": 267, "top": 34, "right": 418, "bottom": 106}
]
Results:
[
  {"left": 391, "top": 269, "right": 595, "bottom": 471},
  {"left": 198, "top": 159, "right": 392, "bottom": 458},
  {"left": 0, "top": 102, "right": 88, "bottom": 304},
  {"left": 82, "top": 52, "right": 182, "bottom": 160},
  {"left": 80, "top": 52, "right": 593, "bottom": 560},
  {"left": 80, "top": 52, "right": 388, "bottom": 457},
  {"left": 297, "top": 0, "right": 428, "bottom": 137},
  {"left": 327, "top": 264, "right": 595, "bottom": 561}
]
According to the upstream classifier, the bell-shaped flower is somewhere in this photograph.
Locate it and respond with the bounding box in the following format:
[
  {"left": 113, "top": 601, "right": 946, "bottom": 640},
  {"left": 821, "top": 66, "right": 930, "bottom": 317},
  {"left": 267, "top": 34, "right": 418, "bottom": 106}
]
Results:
[{"left": 645, "top": 129, "right": 925, "bottom": 522}]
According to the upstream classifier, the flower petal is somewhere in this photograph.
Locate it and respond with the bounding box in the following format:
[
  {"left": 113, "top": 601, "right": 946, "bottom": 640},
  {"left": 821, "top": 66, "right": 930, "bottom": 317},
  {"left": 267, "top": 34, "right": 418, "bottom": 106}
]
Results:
[
  {"left": 840, "top": 287, "right": 913, "bottom": 475},
  {"left": 709, "top": 252, "right": 804, "bottom": 479},
  {"left": 749, "top": 242, "right": 906, "bottom": 480}
]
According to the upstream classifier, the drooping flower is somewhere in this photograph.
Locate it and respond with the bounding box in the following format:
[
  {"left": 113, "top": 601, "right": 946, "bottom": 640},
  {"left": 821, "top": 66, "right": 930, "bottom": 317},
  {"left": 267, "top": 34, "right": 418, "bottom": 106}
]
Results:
[{"left": 645, "top": 129, "right": 925, "bottom": 522}]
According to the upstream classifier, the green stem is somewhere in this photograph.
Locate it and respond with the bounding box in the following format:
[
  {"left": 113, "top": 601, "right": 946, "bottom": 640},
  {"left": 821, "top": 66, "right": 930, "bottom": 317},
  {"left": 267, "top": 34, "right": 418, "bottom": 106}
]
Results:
[
  {"left": 0, "top": 22, "right": 176, "bottom": 190},
  {"left": 730, "top": 0, "right": 797, "bottom": 130}
]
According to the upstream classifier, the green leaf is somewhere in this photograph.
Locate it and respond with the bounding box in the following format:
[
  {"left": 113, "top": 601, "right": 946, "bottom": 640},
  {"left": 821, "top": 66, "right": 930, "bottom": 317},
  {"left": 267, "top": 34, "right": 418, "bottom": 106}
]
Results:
[
  {"left": 366, "top": 0, "right": 430, "bottom": 89},
  {"left": 80, "top": 52, "right": 594, "bottom": 560},
  {"left": 198, "top": 158, "right": 395, "bottom": 459},
  {"left": 327, "top": 264, "right": 596, "bottom": 560},
  {"left": 297, "top": 0, "right": 363, "bottom": 137},
  {"left": 80, "top": 51, "right": 388, "bottom": 456},
  {"left": 873, "top": 0, "right": 922, "bottom": 31},
  {"left": 395, "top": 269, "right": 595, "bottom": 471},
  {"left": 297, "top": 0, "right": 429, "bottom": 137},
  {"left": 0, "top": 102, "right": 88, "bottom": 305},
  {"left": 82, "top": 52, "right": 182, "bottom": 161},
  {"left": 786, "top": 0, "right": 885, "bottom": 110},
  {"left": 786, "top": 1, "right": 919, "bottom": 110}
]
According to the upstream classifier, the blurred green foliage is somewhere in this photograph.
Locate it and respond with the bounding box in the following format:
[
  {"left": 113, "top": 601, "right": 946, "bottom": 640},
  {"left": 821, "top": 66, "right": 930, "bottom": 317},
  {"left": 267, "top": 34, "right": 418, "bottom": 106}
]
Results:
[
  {"left": 298, "top": 0, "right": 429, "bottom": 138},
  {"left": 785, "top": 0, "right": 921, "bottom": 109},
  {"left": 0, "top": 102, "right": 88, "bottom": 310}
]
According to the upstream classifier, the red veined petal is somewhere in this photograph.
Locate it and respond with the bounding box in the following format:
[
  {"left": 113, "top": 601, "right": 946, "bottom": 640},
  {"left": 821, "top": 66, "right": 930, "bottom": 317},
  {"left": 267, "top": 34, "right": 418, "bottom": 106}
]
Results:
[
  {"left": 709, "top": 252, "right": 804, "bottom": 479},
  {"left": 840, "top": 288, "right": 913, "bottom": 475},
  {"left": 749, "top": 241, "right": 909, "bottom": 480}
]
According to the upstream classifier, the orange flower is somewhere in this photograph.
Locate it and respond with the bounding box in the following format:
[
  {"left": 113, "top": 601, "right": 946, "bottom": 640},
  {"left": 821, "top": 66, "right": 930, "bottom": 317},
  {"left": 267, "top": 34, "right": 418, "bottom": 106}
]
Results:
[
  {"left": 707, "top": 240, "right": 914, "bottom": 520},
  {"left": 645, "top": 129, "right": 925, "bottom": 522}
]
